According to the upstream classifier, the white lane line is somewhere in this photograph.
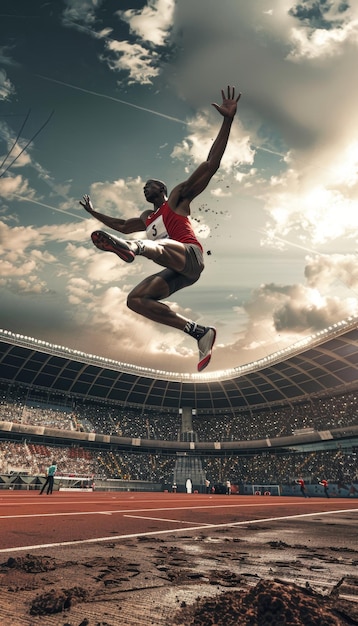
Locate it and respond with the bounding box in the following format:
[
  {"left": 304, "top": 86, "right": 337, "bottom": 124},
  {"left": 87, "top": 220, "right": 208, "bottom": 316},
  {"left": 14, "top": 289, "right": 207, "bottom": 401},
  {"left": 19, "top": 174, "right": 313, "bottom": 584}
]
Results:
[
  {"left": 0, "top": 508, "right": 356, "bottom": 554},
  {"left": 0, "top": 500, "right": 350, "bottom": 520},
  {"left": 124, "top": 514, "right": 212, "bottom": 526},
  {"left": 0, "top": 494, "right": 166, "bottom": 507}
]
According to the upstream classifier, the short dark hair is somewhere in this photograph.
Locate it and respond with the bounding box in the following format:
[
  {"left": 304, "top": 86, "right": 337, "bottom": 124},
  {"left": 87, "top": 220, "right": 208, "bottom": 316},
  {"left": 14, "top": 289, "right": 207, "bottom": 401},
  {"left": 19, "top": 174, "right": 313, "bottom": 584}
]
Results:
[{"left": 147, "top": 179, "right": 167, "bottom": 196}]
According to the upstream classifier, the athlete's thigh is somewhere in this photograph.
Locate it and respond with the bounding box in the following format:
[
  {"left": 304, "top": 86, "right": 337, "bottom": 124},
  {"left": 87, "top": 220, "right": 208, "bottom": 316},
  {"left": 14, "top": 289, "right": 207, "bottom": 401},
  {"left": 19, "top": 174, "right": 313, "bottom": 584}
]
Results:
[
  {"left": 129, "top": 268, "right": 193, "bottom": 299},
  {"left": 129, "top": 270, "right": 173, "bottom": 300}
]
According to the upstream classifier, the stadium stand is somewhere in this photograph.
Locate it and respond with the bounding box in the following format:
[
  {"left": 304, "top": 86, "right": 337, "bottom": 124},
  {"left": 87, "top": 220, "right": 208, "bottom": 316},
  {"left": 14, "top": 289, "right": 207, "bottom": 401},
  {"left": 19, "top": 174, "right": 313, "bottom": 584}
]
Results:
[{"left": 0, "top": 326, "right": 357, "bottom": 494}]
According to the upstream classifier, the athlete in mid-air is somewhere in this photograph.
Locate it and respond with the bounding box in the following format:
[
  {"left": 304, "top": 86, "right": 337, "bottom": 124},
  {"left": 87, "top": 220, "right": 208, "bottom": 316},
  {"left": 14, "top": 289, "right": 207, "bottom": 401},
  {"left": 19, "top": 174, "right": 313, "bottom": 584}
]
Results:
[{"left": 80, "top": 86, "right": 241, "bottom": 371}]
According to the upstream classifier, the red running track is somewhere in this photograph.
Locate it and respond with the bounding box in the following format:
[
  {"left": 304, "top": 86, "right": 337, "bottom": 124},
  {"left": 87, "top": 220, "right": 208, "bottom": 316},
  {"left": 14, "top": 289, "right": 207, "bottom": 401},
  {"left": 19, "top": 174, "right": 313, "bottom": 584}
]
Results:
[{"left": 1, "top": 491, "right": 358, "bottom": 554}]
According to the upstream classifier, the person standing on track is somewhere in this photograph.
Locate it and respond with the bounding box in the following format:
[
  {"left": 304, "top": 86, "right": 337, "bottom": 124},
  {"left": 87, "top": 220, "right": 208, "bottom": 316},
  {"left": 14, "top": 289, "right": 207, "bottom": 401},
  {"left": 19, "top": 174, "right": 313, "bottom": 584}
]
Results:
[
  {"left": 297, "top": 477, "right": 309, "bottom": 498},
  {"left": 319, "top": 478, "right": 330, "bottom": 498},
  {"left": 39, "top": 460, "right": 57, "bottom": 495},
  {"left": 80, "top": 86, "right": 241, "bottom": 372}
]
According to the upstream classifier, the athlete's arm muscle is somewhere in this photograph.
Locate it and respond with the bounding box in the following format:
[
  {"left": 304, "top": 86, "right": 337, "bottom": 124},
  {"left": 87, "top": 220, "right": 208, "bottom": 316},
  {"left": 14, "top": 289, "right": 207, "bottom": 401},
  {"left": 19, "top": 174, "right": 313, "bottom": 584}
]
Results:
[
  {"left": 168, "top": 87, "right": 240, "bottom": 214},
  {"left": 80, "top": 194, "right": 146, "bottom": 234}
]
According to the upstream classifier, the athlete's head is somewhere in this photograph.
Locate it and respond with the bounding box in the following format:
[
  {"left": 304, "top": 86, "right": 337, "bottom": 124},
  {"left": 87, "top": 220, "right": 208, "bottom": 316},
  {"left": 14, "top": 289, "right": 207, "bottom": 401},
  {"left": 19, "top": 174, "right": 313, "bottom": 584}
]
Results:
[{"left": 143, "top": 179, "right": 167, "bottom": 203}]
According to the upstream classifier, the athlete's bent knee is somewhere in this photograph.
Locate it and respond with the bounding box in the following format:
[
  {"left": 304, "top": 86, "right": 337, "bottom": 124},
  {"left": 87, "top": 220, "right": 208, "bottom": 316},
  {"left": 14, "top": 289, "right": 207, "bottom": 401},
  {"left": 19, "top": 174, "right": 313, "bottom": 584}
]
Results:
[{"left": 127, "top": 293, "right": 141, "bottom": 313}]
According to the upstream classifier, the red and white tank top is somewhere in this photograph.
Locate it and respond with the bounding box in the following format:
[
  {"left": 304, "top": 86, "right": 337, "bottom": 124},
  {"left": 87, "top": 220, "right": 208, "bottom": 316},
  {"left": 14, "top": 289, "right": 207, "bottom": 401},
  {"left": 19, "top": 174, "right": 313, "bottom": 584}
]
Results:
[{"left": 145, "top": 201, "right": 203, "bottom": 252}]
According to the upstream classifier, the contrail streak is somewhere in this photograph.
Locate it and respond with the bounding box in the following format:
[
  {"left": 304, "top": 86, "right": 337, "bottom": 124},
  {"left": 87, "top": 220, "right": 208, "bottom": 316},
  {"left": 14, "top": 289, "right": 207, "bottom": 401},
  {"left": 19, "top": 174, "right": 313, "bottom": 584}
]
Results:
[
  {"left": 255, "top": 145, "right": 286, "bottom": 158},
  {"left": 258, "top": 229, "right": 320, "bottom": 255},
  {"left": 36, "top": 75, "right": 287, "bottom": 159},
  {"left": 36, "top": 75, "right": 187, "bottom": 125},
  {"left": 14, "top": 194, "right": 84, "bottom": 221}
]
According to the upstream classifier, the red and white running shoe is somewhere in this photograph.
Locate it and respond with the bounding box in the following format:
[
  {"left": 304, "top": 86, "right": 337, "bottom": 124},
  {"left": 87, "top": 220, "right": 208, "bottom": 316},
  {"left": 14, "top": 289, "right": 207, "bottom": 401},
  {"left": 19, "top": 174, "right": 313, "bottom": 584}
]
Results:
[
  {"left": 197, "top": 327, "right": 216, "bottom": 372},
  {"left": 91, "top": 231, "right": 135, "bottom": 263}
]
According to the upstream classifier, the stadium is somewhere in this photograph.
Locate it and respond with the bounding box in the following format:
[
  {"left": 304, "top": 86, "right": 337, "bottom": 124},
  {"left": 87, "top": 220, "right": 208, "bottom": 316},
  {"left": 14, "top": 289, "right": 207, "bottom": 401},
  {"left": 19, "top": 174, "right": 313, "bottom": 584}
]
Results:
[
  {"left": 1, "top": 324, "right": 358, "bottom": 624},
  {"left": 1, "top": 317, "right": 357, "bottom": 496}
]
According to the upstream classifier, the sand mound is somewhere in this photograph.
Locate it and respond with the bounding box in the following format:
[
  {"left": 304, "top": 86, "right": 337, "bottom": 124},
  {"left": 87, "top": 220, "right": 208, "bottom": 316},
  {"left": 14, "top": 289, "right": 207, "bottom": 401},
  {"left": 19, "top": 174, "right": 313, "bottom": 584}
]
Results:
[
  {"left": 170, "top": 579, "right": 354, "bottom": 625},
  {"left": 4, "top": 554, "right": 55, "bottom": 573},
  {"left": 29, "top": 586, "right": 89, "bottom": 615}
]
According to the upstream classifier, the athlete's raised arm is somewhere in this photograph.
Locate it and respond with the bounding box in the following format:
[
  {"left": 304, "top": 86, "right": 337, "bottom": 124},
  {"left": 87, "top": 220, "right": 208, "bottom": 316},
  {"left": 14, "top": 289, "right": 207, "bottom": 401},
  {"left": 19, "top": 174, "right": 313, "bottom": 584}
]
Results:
[
  {"left": 80, "top": 194, "right": 146, "bottom": 234},
  {"left": 168, "top": 86, "right": 241, "bottom": 213}
]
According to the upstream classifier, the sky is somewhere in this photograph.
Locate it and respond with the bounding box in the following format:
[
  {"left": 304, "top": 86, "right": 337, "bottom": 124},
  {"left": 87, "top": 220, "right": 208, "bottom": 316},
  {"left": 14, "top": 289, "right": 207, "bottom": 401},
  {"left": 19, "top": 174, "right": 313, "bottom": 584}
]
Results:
[{"left": 1, "top": 0, "right": 358, "bottom": 375}]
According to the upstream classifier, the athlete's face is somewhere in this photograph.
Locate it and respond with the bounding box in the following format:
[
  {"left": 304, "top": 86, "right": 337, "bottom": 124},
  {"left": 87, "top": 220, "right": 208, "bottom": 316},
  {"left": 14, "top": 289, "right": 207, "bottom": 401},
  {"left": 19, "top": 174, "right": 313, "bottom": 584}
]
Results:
[{"left": 143, "top": 180, "right": 165, "bottom": 203}]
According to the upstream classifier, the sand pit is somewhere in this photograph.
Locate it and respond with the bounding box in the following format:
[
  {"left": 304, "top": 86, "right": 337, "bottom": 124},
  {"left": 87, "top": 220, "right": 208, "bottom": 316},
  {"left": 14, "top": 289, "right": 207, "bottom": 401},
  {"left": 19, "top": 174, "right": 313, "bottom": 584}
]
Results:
[{"left": 0, "top": 526, "right": 357, "bottom": 625}]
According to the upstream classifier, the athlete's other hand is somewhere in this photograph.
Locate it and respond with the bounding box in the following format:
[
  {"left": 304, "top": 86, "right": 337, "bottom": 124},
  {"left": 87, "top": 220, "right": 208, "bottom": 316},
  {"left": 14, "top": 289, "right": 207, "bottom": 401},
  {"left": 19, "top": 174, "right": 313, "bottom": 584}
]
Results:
[
  {"left": 80, "top": 194, "right": 94, "bottom": 213},
  {"left": 212, "top": 86, "right": 241, "bottom": 119}
]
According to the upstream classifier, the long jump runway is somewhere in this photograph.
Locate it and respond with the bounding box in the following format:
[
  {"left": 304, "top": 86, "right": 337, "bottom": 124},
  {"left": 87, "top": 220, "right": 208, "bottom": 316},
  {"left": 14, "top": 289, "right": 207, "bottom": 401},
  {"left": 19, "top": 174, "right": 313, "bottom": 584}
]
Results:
[{"left": 1, "top": 491, "right": 357, "bottom": 553}]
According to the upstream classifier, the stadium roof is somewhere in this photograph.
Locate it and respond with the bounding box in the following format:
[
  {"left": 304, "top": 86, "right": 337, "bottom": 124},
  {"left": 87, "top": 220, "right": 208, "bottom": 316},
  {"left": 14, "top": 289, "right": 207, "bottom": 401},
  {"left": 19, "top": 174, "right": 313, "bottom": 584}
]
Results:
[{"left": 0, "top": 322, "right": 358, "bottom": 413}]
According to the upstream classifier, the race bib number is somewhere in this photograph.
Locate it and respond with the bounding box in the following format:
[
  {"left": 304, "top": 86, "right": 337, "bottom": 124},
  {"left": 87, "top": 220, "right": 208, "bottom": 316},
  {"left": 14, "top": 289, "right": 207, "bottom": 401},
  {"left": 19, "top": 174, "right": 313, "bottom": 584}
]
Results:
[{"left": 146, "top": 215, "right": 168, "bottom": 240}]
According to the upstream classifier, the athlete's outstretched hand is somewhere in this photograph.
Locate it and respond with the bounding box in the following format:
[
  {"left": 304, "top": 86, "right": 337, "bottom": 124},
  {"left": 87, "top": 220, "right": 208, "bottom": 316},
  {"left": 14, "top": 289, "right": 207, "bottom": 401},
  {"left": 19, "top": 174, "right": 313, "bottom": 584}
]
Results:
[
  {"left": 80, "top": 194, "right": 94, "bottom": 214},
  {"left": 212, "top": 86, "right": 241, "bottom": 119}
]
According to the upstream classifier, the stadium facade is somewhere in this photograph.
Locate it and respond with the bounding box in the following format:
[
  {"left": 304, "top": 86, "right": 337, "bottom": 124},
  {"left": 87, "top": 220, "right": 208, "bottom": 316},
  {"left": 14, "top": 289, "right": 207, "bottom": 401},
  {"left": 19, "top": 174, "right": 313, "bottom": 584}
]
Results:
[
  {"left": 1, "top": 320, "right": 358, "bottom": 414},
  {"left": 1, "top": 323, "right": 358, "bottom": 497},
  {"left": 0, "top": 324, "right": 357, "bottom": 459}
]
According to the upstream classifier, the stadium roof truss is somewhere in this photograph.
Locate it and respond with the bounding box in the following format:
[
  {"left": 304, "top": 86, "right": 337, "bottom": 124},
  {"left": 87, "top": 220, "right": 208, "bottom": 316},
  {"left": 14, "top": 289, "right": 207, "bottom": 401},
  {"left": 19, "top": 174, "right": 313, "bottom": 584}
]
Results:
[{"left": 0, "top": 322, "right": 358, "bottom": 414}]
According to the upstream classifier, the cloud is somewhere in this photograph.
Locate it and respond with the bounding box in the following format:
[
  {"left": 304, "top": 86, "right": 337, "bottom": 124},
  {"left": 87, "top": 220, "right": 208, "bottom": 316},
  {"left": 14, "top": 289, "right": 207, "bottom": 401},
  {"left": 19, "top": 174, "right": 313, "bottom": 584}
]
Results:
[
  {"left": 271, "top": 284, "right": 356, "bottom": 332},
  {"left": 169, "top": 1, "right": 358, "bottom": 153},
  {"left": 0, "top": 250, "right": 52, "bottom": 298},
  {"left": 30, "top": 249, "right": 57, "bottom": 263},
  {"left": 101, "top": 39, "right": 160, "bottom": 85},
  {"left": 0, "top": 214, "right": 191, "bottom": 367},
  {"left": 66, "top": 241, "right": 137, "bottom": 285},
  {"left": 263, "top": 180, "right": 358, "bottom": 247},
  {"left": 62, "top": 0, "right": 105, "bottom": 27},
  {"left": 3, "top": 0, "right": 358, "bottom": 373},
  {"left": 212, "top": 243, "right": 358, "bottom": 364},
  {"left": 0, "top": 220, "right": 58, "bottom": 297},
  {"left": 0, "top": 45, "right": 17, "bottom": 102},
  {"left": 0, "top": 174, "right": 32, "bottom": 199},
  {"left": 0, "top": 257, "right": 37, "bottom": 278},
  {"left": 62, "top": 0, "right": 175, "bottom": 85},
  {"left": 62, "top": 281, "right": 197, "bottom": 370},
  {"left": 288, "top": 1, "right": 358, "bottom": 59},
  {"left": 0, "top": 218, "right": 93, "bottom": 301},
  {"left": 162, "top": 1, "right": 358, "bottom": 268},
  {"left": 289, "top": 19, "right": 358, "bottom": 60},
  {"left": 0, "top": 69, "right": 14, "bottom": 101},
  {"left": 0, "top": 121, "right": 33, "bottom": 172},
  {"left": 9, "top": 276, "right": 51, "bottom": 296},
  {"left": 304, "top": 253, "right": 358, "bottom": 290},
  {"left": 212, "top": 272, "right": 358, "bottom": 368},
  {"left": 171, "top": 111, "right": 254, "bottom": 172},
  {"left": 210, "top": 188, "right": 232, "bottom": 198},
  {"left": 288, "top": 0, "right": 352, "bottom": 31},
  {"left": 67, "top": 276, "right": 94, "bottom": 306},
  {"left": 0, "top": 220, "right": 43, "bottom": 254},
  {"left": 88, "top": 177, "right": 146, "bottom": 217},
  {"left": 117, "top": 0, "right": 175, "bottom": 46}
]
